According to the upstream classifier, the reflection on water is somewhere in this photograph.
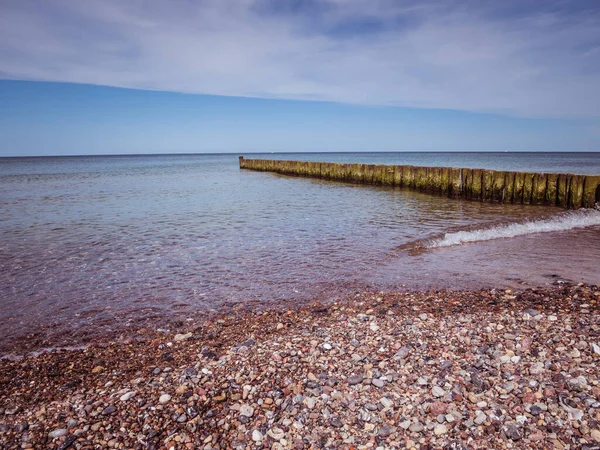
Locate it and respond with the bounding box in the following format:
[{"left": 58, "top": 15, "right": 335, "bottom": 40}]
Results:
[{"left": 1, "top": 153, "right": 599, "bottom": 353}]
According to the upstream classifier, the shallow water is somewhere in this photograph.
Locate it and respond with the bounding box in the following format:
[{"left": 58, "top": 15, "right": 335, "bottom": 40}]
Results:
[{"left": 1, "top": 153, "right": 599, "bottom": 353}]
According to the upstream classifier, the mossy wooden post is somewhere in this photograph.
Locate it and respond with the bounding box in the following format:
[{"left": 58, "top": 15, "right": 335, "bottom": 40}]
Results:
[
  {"left": 482, "top": 170, "right": 494, "bottom": 201},
  {"left": 437, "top": 167, "right": 450, "bottom": 195},
  {"left": 546, "top": 173, "right": 558, "bottom": 205},
  {"left": 317, "top": 162, "right": 326, "bottom": 178},
  {"left": 522, "top": 173, "right": 535, "bottom": 204},
  {"left": 415, "top": 166, "right": 427, "bottom": 190},
  {"left": 364, "top": 165, "right": 375, "bottom": 184},
  {"left": 341, "top": 163, "right": 350, "bottom": 181},
  {"left": 448, "top": 168, "right": 461, "bottom": 196},
  {"left": 557, "top": 174, "right": 570, "bottom": 208},
  {"left": 334, "top": 163, "right": 346, "bottom": 181},
  {"left": 432, "top": 167, "right": 448, "bottom": 194},
  {"left": 306, "top": 161, "right": 314, "bottom": 177},
  {"left": 291, "top": 160, "right": 300, "bottom": 175},
  {"left": 302, "top": 161, "right": 310, "bottom": 177},
  {"left": 569, "top": 175, "right": 585, "bottom": 209},
  {"left": 303, "top": 161, "right": 310, "bottom": 177},
  {"left": 393, "top": 166, "right": 403, "bottom": 186},
  {"left": 329, "top": 163, "right": 339, "bottom": 180},
  {"left": 373, "top": 165, "right": 385, "bottom": 185},
  {"left": 309, "top": 161, "right": 321, "bottom": 178},
  {"left": 340, "top": 163, "right": 350, "bottom": 181},
  {"left": 424, "top": 167, "right": 435, "bottom": 192},
  {"left": 461, "top": 168, "right": 472, "bottom": 198},
  {"left": 532, "top": 173, "right": 548, "bottom": 205},
  {"left": 471, "top": 169, "right": 483, "bottom": 200},
  {"left": 383, "top": 165, "right": 395, "bottom": 186},
  {"left": 492, "top": 171, "right": 507, "bottom": 202},
  {"left": 286, "top": 160, "right": 295, "bottom": 174},
  {"left": 503, "top": 172, "right": 515, "bottom": 203},
  {"left": 513, "top": 172, "right": 525, "bottom": 204},
  {"left": 402, "top": 166, "right": 414, "bottom": 188},
  {"left": 348, "top": 164, "right": 361, "bottom": 182},
  {"left": 582, "top": 175, "right": 600, "bottom": 208}
]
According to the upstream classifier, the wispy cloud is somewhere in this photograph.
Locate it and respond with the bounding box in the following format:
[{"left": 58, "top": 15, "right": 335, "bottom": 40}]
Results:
[{"left": 1, "top": 0, "right": 599, "bottom": 117}]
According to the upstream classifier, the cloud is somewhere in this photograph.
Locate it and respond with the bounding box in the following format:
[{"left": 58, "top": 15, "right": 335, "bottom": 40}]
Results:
[{"left": 1, "top": 0, "right": 599, "bottom": 117}]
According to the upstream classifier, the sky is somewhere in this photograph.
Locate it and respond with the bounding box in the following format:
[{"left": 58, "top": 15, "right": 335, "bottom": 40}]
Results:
[{"left": 1, "top": 0, "right": 600, "bottom": 156}]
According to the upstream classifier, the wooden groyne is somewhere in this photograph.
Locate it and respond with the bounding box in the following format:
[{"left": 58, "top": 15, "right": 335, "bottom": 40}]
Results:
[{"left": 239, "top": 157, "right": 600, "bottom": 209}]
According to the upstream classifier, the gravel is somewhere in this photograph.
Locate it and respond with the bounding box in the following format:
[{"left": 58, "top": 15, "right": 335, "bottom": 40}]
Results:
[{"left": 1, "top": 282, "right": 600, "bottom": 449}]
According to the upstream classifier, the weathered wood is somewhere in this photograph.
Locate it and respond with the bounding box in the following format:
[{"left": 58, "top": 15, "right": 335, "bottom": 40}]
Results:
[{"left": 239, "top": 157, "right": 599, "bottom": 209}]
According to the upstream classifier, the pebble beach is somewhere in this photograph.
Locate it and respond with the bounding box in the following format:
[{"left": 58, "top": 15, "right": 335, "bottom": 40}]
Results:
[{"left": 1, "top": 282, "right": 600, "bottom": 450}]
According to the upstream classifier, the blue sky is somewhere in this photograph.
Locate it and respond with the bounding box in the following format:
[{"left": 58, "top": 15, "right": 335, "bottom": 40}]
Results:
[{"left": 1, "top": 0, "right": 599, "bottom": 156}]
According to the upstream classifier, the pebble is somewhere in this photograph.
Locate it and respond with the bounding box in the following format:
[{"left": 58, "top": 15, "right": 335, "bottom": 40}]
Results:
[
  {"left": 304, "top": 397, "right": 316, "bottom": 409},
  {"left": 393, "top": 347, "right": 410, "bottom": 360},
  {"left": 380, "top": 397, "right": 393, "bottom": 408},
  {"left": 251, "top": 430, "right": 263, "bottom": 442},
  {"left": 159, "top": 394, "right": 171, "bottom": 404},
  {"left": 330, "top": 417, "right": 343, "bottom": 428},
  {"left": 371, "top": 378, "right": 384, "bottom": 388},
  {"left": 529, "top": 362, "right": 545, "bottom": 375},
  {"left": 432, "top": 386, "right": 445, "bottom": 398},
  {"left": 377, "top": 425, "right": 395, "bottom": 437},
  {"left": 399, "top": 420, "right": 411, "bottom": 430},
  {"left": 347, "top": 374, "right": 364, "bottom": 385},
  {"left": 504, "top": 424, "right": 522, "bottom": 441},
  {"left": 101, "top": 406, "right": 115, "bottom": 415},
  {"left": 268, "top": 427, "right": 285, "bottom": 440},
  {"left": 474, "top": 413, "right": 487, "bottom": 425},
  {"left": 48, "top": 429, "right": 68, "bottom": 439},
  {"left": 409, "top": 422, "right": 424, "bottom": 433},
  {"left": 434, "top": 424, "right": 447, "bottom": 435},
  {"left": 119, "top": 391, "right": 136, "bottom": 401},
  {"left": 174, "top": 332, "right": 192, "bottom": 341},
  {"left": 239, "top": 405, "right": 254, "bottom": 417}
]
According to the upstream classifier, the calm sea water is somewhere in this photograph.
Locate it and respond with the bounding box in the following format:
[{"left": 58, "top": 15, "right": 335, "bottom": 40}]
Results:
[{"left": 1, "top": 152, "right": 599, "bottom": 354}]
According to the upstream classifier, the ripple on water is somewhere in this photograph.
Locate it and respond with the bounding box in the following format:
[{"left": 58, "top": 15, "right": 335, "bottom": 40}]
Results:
[{"left": 1, "top": 153, "right": 599, "bottom": 354}]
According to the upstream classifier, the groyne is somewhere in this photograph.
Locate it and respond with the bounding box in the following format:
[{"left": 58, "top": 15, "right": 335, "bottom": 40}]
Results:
[{"left": 239, "top": 157, "right": 600, "bottom": 209}]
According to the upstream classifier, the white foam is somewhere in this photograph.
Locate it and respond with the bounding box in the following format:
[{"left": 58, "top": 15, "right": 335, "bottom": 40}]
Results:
[{"left": 427, "top": 209, "right": 600, "bottom": 248}]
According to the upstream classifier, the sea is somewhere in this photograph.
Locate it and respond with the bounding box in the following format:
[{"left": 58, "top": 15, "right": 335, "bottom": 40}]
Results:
[{"left": 1, "top": 152, "right": 600, "bottom": 354}]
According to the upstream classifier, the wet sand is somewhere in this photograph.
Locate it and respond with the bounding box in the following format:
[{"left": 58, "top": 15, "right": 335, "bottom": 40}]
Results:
[{"left": 1, "top": 282, "right": 600, "bottom": 449}]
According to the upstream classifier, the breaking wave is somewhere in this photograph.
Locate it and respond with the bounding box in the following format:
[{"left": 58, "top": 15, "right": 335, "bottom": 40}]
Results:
[{"left": 426, "top": 209, "right": 600, "bottom": 248}]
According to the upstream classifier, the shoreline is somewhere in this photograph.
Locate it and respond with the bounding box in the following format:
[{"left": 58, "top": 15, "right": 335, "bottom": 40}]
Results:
[{"left": 1, "top": 283, "right": 599, "bottom": 449}]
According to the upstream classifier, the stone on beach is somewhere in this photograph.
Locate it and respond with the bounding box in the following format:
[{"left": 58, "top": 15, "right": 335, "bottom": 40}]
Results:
[
  {"left": 158, "top": 394, "right": 171, "bottom": 404},
  {"left": 1, "top": 282, "right": 599, "bottom": 449},
  {"left": 119, "top": 391, "right": 136, "bottom": 401}
]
